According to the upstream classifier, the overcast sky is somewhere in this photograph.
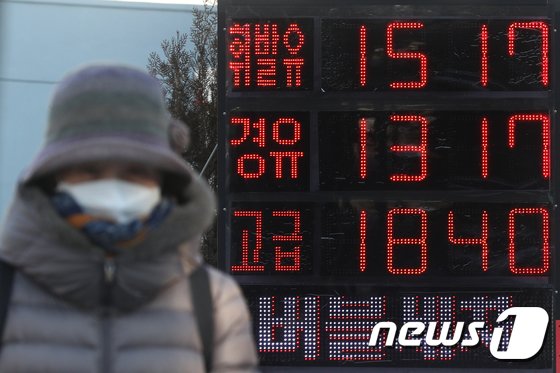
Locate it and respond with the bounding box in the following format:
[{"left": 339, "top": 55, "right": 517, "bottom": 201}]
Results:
[{"left": 105, "top": 0, "right": 208, "bottom": 4}]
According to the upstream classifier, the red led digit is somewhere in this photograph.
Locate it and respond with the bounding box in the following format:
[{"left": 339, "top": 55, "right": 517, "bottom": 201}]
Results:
[
  {"left": 481, "top": 117, "right": 489, "bottom": 179},
  {"left": 253, "top": 23, "right": 280, "bottom": 88},
  {"left": 359, "top": 25, "right": 367, "bottom": 87},
  {"left": 508, "top": 208, "right": 549, "bottom": 275},
  {"left": 274, "top": 247, "right": 301, "bottom": 272},
  {"left": 229, "top": 63, "right": 250, "bottom": 88},
  {"left": 228, "top": 24, "right": 249, "bottom": 59},
  {"left": 272, "top": 117, "right": 301, "bottom": 145},
  {"left": 228, "top": 24, "right": 251, "bottom": 87},
  {"left": 282, "top": 23, "right": 305, "bottom": 88},
  {"left": 270, "top": 151, "right": 305, "bottom": 179},
  {"left": 231, "top": 210, "right": 265, "bottom": 272},
  {"left": 386, "top": 21, "right": 427, "bottom": 89},
  {"left": 283, "top": 23, "right": 305, "bottom": 55},
  {"left": 230, "top": 117, "right": 251, "bottom": 146},
  {"left": 256, "top": 58, "right": 277, "bottom": 87},
  {"left": 229, "top": 117, "right": 266, "bottom": 147},
  {"left": 448, "top": 211, "right": 489, "bottom": 271},
  {"left": 253, "top": 118, "right": 266, "bottom": 147},
  {"left": 508, "top": 114, "right": 549, "bottom": 179},
  {"left": 387, "top": 208, "right": 428, "bottom": 275},
  {"left": 284, "top": 58, "right": 305, "bottom": 87},
  {"left": 237, "top": 154, "right": 265, "bottom": 179},
  {"left": 273, "top": 211, "right": 303, "bottom": 272},
  {"left": 508, "top": 22, "right": 549, "bottom": 87},
  {"left": 359, "top": 118, "right": 367, "bottom": 179},
  {"left": 254, "top": 23, "right": 280, "bottom": 55},
  {"left": 481, "top": 24, "right": 488, "bottom": 87},
  {"left": 272, "top": 211, "right": 303, "bottom": 241},
  {"left": 359, "top": 210, "right": 367, "bottom": 272},
  {"left": 389, "top": 115, "right": 428, "bottom": 182}
]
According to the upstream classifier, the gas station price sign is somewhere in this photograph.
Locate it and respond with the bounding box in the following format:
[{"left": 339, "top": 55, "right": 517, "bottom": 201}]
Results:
[{"left": 218, "top": 0, "right": 558, "bottom": 369}]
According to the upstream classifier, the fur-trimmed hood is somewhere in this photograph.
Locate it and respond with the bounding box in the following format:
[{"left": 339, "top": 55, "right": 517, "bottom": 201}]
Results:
[{"left": 0, "top": 176, "right": 215, "bottom": 312}]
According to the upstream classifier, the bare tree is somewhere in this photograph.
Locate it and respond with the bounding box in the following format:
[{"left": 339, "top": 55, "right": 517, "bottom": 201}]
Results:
[{"left": 148, "top": 0, "right": 218, "bottom": 265}]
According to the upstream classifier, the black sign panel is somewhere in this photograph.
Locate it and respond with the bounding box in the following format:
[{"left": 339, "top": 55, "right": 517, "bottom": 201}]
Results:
[
  {"left": 318, "top": 111, "right": 549, "bottom": 190},
  {"left": 229, "top": 201, "right": 550, "bottom": 278},
  {"left": 322, "top": 19, "right": 549, "bottom": 91},
  {"left": 218, "top": 0, "right": 557, "bottom": 369}
]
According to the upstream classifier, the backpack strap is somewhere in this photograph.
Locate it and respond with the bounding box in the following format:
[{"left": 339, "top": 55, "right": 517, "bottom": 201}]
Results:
[
  {"left": 0, "top": 260, "right": 14, "bottom": 349},
  {"left": 190, "top": 265, "right": 214, "bottom": 372}
]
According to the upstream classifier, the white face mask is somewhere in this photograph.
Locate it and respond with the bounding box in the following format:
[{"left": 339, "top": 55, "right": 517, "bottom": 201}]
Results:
[{"left": 57, "top": 179, "right": 161, "bottom": 224}]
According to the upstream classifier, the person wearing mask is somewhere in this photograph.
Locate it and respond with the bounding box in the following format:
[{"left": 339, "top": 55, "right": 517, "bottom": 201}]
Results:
[{"left": 0, "top": 63, "right": 259, "bottom": 372}]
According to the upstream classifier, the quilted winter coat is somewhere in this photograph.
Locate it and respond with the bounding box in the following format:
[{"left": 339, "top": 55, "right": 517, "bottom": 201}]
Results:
[{"left": 0, "top": 177, "right": 259, "bottom": 373}]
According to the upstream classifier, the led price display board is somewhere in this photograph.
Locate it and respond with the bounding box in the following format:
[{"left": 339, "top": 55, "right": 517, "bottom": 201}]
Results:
[
  {"left": 230, "top": 202, "right": 550, "bottom": 277},
  {"left": 218, "top": 0, "right": 558, "bottom": 369}
]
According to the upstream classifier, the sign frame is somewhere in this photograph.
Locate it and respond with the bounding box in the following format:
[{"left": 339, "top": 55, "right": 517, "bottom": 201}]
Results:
[{"left": 217, "top": 0, "right": 560, "bottom": 370}]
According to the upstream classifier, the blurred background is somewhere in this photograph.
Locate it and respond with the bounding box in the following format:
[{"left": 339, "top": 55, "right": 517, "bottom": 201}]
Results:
[{"left": 0, "top": 0, "right": 206, "bottom": 216}]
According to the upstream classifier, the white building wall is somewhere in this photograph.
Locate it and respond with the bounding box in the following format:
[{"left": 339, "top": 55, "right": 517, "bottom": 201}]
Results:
[{"left": 0, "top": 0, "right": 197, "bottom": 215}]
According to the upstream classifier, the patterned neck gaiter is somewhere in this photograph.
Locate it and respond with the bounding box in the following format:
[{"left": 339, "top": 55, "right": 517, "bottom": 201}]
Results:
[{"left": 51, "top": 191, "right": 173, "bottom": 255}]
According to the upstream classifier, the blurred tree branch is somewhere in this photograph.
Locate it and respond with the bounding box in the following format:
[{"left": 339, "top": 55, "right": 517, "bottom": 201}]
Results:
[{"left": 148, "top": 0, "right": 218, "bottom": 265}]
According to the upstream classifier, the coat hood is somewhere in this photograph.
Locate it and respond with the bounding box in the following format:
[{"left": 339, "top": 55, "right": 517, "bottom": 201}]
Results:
[{"left": 0, "top": 176, "right": 215, "bottom": 313}]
